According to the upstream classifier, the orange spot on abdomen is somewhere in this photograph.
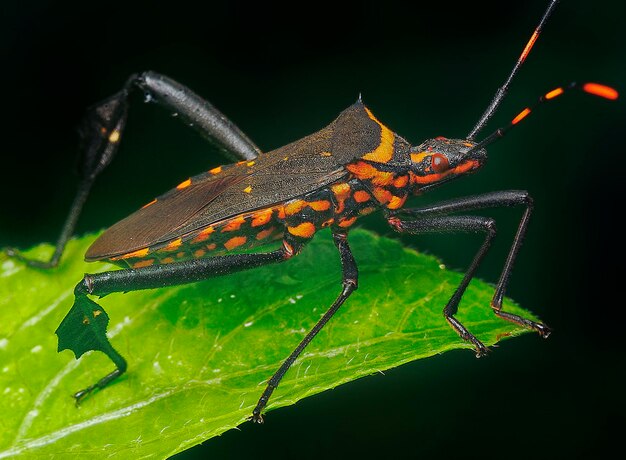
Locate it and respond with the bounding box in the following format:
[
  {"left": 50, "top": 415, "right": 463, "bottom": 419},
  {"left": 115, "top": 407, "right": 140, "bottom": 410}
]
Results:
[
  {"left": 287, "top": 222, "right": 316, "bottom": 238},
  {"left": 251, "top": 208, "right": 274, "bottom": 227},
  {"left": 221, "top": 216, "right": 247, "bottom": 232},
  {"left": 224, "top": 236, "right": 247, "bottom": 250}
]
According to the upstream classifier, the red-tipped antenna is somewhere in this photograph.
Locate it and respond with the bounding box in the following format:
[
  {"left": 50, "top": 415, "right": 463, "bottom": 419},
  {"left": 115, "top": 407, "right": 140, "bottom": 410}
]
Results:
[
  {"left": 467, "top": 0, "right": 559, "bottom": 140},
  {"left": 463, "top": 82, "right": 619, "bottom": 157}
]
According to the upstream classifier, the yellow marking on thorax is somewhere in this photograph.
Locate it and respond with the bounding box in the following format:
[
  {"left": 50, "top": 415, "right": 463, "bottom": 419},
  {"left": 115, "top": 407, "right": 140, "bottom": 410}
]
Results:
[
  {"left": 346, "top": 161, "right": 394, "bottom": 186},
  {"left": 362, "top": 107, "right": 395, "bottom": 163}
]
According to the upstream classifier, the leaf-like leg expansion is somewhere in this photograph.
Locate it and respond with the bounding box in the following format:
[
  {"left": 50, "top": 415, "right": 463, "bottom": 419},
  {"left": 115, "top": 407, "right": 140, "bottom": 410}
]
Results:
[{"left": 58, "top": 239, "right": 302, "bottom": 403}]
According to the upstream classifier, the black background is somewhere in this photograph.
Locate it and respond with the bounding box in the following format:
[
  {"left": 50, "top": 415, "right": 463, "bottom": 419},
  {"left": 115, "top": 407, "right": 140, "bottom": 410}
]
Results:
[{"left": 1, "top": 0, "right": 625, "bottom": 458}]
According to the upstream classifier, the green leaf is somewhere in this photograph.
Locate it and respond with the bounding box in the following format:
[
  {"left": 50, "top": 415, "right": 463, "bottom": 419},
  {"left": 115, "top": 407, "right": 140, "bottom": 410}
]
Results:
[{"left": 0, "top": 229, "right": 539, "bottom": 459}]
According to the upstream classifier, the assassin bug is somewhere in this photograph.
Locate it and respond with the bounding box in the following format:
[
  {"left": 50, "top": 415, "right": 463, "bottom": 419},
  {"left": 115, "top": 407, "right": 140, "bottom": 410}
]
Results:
[{"left": 4, "top": 0, "right": 618, "bottom": 424}]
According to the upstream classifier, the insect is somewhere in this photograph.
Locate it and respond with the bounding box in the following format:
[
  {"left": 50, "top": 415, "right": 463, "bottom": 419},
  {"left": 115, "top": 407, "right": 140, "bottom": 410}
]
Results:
[{"left": 4, "top": 0, "right": 617, "bottom": 424}]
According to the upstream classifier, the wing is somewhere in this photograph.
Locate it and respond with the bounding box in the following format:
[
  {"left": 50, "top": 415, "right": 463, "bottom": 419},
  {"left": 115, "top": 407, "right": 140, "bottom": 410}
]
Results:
[{"left": 86, "top": 101, "right": 399, "bottom": 260}]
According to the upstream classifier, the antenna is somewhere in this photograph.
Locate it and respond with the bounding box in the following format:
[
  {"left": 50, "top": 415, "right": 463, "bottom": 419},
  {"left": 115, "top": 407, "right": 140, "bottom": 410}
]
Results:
[
  {"left": 463, "top": 82, "right": 619, "bottom": 157},
  {"left": 467, "top": 0, "right": 560, "bottom": 140}
]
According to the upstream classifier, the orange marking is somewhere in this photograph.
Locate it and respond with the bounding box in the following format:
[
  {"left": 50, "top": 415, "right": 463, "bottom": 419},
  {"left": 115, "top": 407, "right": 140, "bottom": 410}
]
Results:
[
  {"left": 452, "top": 160, "right": 480, "bottom": 175},
  {"left": 372, "top": 187, "right": 392, "bottom": 204},
  {"left": 176, "top": 251, "right": 186, "bottom": 258},
  {"left": 321, "top": 218, "right": 334, "bottom": 227},
  {"left": 387, "top": 195, "right": 407, "bottom": 210},
  {"left": 141, "top": 198, "right": 157, "bottom": 209},
  {"left": 277, "top": 207, "right": 286, "bottom": 219},
  {"left": 224, "top": 236, "right": 247, "bottom": 250},
  {"left": 164, "top": 238, "right": 183, "bottom": 251},
  {"left": 285, "top": 199, "right": 308, "bottom": 216},
  {"left": 331, "top": 182, "right": 351, "bottom": 196},
  {"left": 162, "top": 257, "right": 175, "bottom": 264},
  {"left": 411, "top": 172, "right": 444, "bottom": 185},
  {"left": 192, "top": 226, "right": 215, "bottom": 243},
  {"left": 331, "top": 182, "right": 351, "bottom": 213},
  {"left": 353, "top": 190, "right": 371, "bottom": 203},
  {"left": 113, "top": 247, "right": 149, "bottom": 260},
  {"left": 194, "top": 249, "right": 206, "bottom": 258},
  {"left": 209, "top": 166, "right": 222, "bottom": 174},
  {"left": 287, "top": 222, "right": 316, "bottom": 238},
  {"left": 255, "top": 227, "right": 276, "bottom": 240},
  {"left": 243, "top": 185, "right": 253, "bottom": 193},
  {"left": 359, "top": 206, "right": 377, "bottom": 216},
  {"left": 393, "top": 175, "right": 408, "bottom": 188},
  {"left": 308, "top": 200, "right": 331, "bottom": 211},
  {"left": 133, "top": 259, "right": 155, "bottom": 269},
  {"left": 362, "top": 107, "right": 395, "bottom": 163},
  {"left": 206, "top": 243, "right": 217, "bottom": 250},
  {"left": 108, "top": 130, "right": 121, "bottom": 143},
  {"left": 583, "top": 83, "right": 619, "bottom": 100},
  {"left": 410, "top": 160, "right": 480, "bottom": 185},
  {"left": 221, "top": 215, "right": 246, "bottom": 232},
  {"left": 251, "top": 208, "right": 274, "bottom": 227},
  {"left": 520, "top": 30, "right": 539, "bottom": 63},
  {"left": 236, "top": 160, "right": 246, "bottom": 165},
  {"left": 545, "top": 87, "right": 564, "bottom": 100},
  {"left": 410, "top": 152, "right": 428, "bottom": 164},
  {"left": 338, "top": 216, "right": 357, "bottom": 228},
  {"left": 512, "top": 108, "right": 531, "bottom": 125},
  {"left": 347, "top": 161, "right": 394, "bottom": 186},
  {"left": 176, "top": 178, "right": 192, "bottom": 190}
]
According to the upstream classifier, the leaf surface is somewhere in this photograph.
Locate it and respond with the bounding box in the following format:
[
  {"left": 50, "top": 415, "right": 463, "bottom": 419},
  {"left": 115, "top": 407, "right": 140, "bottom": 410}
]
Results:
[{"left": 0, "top": 230, "right": 538, "bottom": 458}]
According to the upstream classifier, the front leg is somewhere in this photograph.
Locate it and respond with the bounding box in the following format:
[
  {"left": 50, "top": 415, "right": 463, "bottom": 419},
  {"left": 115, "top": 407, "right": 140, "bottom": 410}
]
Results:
[
  {"left": 388, "top": 190, "right": 551, "bottom": 354},
  {"left": 389, "top": 215, "right": 497, "bottom": 356}
]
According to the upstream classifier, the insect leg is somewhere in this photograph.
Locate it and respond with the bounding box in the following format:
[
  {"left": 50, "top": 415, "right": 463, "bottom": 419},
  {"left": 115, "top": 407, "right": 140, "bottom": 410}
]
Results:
[
  {"left": 392, "top": 190, "right": 550, "bottom": 337},
  {"left": 6, "top": 71, "right": 259, "bottom": 268},
  {"left": 61, "top": 239, "right": 303, "bottom": 404},
  {"left": 390, "top": 190, "right": 550, "bottom": 354},
  {"left": 251, "top": 230, "right": 358, "bottom": 423},
  {"left": 388, "top": 215, "right": 497, "bottom": 356}
]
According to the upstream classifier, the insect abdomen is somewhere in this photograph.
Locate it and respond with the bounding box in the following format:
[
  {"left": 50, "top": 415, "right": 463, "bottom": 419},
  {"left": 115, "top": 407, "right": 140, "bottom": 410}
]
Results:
[{"left": 108, "top": 206, "right": 285, "bottom": 268}]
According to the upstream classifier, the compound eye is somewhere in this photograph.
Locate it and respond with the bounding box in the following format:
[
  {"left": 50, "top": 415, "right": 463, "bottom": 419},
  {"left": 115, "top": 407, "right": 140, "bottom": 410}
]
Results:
[{"left": 431, "top": 153, "right": 450, "bottom": 173}]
